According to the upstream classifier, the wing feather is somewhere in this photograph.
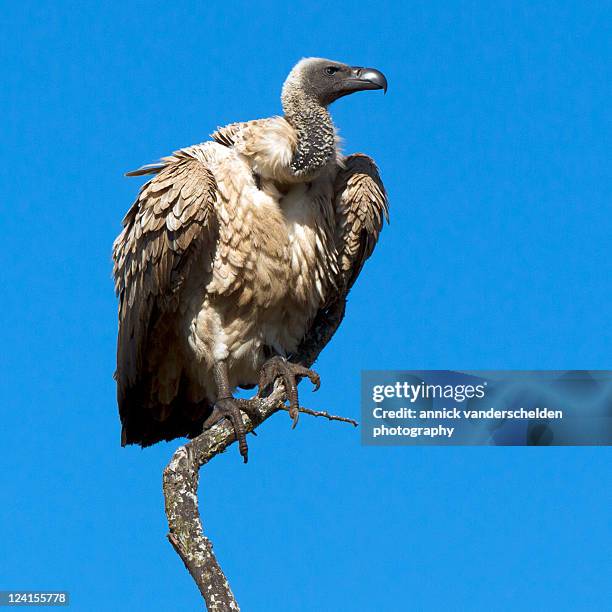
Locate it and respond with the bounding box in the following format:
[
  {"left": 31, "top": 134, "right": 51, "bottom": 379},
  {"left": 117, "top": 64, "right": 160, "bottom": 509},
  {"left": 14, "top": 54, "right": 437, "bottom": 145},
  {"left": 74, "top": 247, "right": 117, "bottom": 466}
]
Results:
[
  {"left": 334, "top": 153, "right": 388, "bottom": 291},
  {"left": 112, "top": 150, "right": 218, "bottom": 404}
]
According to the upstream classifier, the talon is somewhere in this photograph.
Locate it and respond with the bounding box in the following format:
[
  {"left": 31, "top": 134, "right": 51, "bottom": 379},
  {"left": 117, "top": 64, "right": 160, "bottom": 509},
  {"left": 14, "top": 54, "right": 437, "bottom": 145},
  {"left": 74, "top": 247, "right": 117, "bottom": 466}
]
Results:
[
  {"left": 257, "top": 356, "right": 320, "bottom": 427},
  {"left": 309, "top": 372, "right": 321, "bottom": 391},
  {"left": 209, "top": 397, "right": 261, "bottom": 463},
  {"left": 289, "top": 401, "right": 299, "bottom": 429}
]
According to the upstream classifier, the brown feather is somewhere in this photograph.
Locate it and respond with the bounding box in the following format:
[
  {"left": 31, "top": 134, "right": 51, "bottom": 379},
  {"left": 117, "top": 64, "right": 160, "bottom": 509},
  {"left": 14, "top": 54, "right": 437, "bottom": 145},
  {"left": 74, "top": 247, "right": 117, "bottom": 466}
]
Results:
[
  {"left": 112, "top": 153, "right": 218, "bottom": 445},
  {"left": 333, "top": 153, "right": 388, "bottom": 291}
]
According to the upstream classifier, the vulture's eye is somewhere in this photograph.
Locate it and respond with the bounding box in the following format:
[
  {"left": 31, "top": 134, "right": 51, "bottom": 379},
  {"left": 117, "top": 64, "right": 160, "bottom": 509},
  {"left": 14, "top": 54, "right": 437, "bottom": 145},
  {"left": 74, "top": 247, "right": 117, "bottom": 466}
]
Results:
[{"left": 325, "top": 66, "right": 339, "bottom": 76}]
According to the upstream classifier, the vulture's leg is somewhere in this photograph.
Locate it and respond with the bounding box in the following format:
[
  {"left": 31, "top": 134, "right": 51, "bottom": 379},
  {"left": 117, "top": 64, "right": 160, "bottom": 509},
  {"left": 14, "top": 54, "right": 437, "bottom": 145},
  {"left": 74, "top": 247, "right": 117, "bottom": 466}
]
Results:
[
  {"left": 203, "top": 361, "right": 261, "bottom": 463},
  {"left": 258, "top": 356, "right": 320, "bottom": 428}
]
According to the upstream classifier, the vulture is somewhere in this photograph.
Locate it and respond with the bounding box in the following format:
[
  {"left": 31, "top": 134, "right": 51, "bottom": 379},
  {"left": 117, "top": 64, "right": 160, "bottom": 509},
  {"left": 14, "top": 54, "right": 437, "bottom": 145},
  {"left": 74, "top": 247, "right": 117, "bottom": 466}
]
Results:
[{"left": 113, "top": 57, "right": 389, "bottom": 461}]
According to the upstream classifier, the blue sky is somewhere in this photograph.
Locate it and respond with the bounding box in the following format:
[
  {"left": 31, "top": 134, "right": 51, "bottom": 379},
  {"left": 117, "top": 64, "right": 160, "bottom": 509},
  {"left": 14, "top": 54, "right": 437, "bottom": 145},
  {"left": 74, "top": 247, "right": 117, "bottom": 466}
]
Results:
[{"left": 1, "top": 1, "right": 611, "bottom": 610}]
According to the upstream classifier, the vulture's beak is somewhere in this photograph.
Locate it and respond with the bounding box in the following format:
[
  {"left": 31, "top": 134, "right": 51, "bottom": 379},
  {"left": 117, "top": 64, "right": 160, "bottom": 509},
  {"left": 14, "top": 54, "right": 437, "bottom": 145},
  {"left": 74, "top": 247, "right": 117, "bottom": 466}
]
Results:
[{"left": 346, "top": 66, "right": 388, "bottom": 94}]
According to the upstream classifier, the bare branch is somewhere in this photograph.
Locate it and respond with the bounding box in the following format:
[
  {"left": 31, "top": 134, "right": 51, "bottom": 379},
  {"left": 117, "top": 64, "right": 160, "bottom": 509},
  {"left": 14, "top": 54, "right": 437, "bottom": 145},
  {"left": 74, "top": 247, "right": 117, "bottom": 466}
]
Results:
[
  {"left": 283, "top": 404, "right": 359, "bottom": 427},
  {"left": 162, "top": 298, "right": 352, "bottom": 610}
]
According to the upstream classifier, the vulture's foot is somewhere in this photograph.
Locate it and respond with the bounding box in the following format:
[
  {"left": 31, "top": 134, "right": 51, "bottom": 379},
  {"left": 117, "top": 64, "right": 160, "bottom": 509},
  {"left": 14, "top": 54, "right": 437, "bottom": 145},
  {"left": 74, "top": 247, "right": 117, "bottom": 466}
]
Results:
[
  {"left": 203, "top": 397, "right": 262, "bottom": 464},
  {"left": 257, "top": 356, "right": 320, "bottom": 428}
]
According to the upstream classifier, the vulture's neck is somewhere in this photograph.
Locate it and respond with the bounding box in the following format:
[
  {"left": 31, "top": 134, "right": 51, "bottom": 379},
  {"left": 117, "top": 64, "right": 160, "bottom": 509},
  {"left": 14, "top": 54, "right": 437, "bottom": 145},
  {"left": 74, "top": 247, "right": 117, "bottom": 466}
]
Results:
[{"left": 282, "top": 89, "right": 336, "bottom": 178}]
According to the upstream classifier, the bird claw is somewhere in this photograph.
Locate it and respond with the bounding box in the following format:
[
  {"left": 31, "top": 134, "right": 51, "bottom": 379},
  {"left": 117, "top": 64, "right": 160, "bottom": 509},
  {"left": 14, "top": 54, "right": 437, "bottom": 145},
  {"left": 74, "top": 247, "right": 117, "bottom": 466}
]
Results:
[
  {"left": 257, "top": 356, "right": 320, "bottom": 428},
  {"left": 203, "top": 397, "right": 261, "bottom": 463}
]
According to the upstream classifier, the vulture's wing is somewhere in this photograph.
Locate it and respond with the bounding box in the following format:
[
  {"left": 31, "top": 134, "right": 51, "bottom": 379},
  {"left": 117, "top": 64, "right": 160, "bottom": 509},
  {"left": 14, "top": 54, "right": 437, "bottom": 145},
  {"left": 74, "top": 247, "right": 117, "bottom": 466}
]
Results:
[
  {"left": 334, "top": 153, "right": 388, "bottom": 292},
  {"left": 112, "top": 148, "right": 218, "bottom": 411},
  {"left": 292, "top": 153, "right": 388, "bottom": 367}
]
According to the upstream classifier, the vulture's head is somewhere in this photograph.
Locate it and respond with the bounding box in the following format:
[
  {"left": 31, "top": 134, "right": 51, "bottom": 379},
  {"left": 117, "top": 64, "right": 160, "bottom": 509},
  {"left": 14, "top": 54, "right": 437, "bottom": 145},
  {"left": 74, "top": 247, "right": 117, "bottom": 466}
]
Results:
[{"left": 282, "top": 57, "right": 387, "bottom": 107}]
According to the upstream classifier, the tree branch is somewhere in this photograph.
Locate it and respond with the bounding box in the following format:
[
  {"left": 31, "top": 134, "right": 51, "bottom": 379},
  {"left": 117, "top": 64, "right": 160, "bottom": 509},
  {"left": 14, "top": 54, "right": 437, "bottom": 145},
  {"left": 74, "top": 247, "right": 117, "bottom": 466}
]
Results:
[{"left": 162, "top": 298, "right": 350, "bottom": 610}]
